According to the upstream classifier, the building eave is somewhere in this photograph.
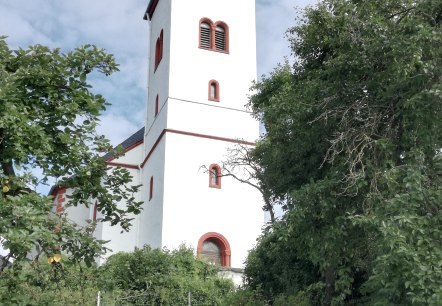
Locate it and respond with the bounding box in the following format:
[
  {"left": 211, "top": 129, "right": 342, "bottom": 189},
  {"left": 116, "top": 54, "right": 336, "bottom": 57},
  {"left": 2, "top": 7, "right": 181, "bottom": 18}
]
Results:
[{"left": 144, "top": 0, "right": 159, "bottom": 20}]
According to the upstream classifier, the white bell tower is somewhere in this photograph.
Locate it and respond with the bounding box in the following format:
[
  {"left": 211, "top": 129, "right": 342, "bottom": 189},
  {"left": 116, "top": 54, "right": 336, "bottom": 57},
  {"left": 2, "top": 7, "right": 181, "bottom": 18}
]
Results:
[{"left": 140, "top": 0, "right": 264, "bottom": 269}]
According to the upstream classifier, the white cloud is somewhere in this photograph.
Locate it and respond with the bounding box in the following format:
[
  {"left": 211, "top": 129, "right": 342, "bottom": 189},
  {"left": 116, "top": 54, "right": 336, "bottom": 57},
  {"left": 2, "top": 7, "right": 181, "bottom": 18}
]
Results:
[
  {"left": 96, "top": 114, "right": 141, "bottom": 147},
  {"left": 256, "top": 0, "right": 318, "bottom": 77}
]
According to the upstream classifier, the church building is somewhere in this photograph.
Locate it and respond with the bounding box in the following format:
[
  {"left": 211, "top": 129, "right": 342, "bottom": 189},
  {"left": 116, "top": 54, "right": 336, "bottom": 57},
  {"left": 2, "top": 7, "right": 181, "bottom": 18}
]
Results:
[{"left": 52, "top": 0, "right": 264, "bottom": 278}]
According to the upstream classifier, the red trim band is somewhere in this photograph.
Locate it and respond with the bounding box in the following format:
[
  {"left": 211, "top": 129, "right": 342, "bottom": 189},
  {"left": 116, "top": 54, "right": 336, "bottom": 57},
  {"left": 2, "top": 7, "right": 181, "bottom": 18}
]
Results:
[
  {"left": 141, "top": 129, "right": 167, "bottom": 168},
  {"left": 106, "top": 162, "right": 139, "bottom": 170},
  {"left": 166, "top": 129, "right": 255, "bottom": 146},
  {"left": 108, "top": 129, "right": 255, "bottom": 169}
]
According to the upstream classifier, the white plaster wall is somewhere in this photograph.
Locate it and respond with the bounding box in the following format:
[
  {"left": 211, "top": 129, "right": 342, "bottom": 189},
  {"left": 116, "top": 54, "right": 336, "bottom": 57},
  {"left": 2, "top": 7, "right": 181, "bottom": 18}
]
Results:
[
  {"left": 90, "top": 143, "right": 144, "bottom": 260},
  {"left": 144, "top": 0, "right": 171, "bottom": 154},
  {"left": 138, "top": 0, "right": 263, "bottom": 269},
  {"left": 108, "top": 143, "right": 143, "bottom": 165},
  {"left": 219, "top": 269, "right": 244, "bottom": 288},
  {"left": 61, "top": 188, "right": 90, "bottom": 228},
  {"left": 138, "top": 139, "right": 166, "bottom": 249},
  {"left": 64, "top": 143, "right": 144, "bottom": 262},
  {"left": 169, "top": 0, "right": 257, "bottom": 111},
  {"left": 167, "top": 97, "right": 259, "bottom": 142},
  {"left": 161, "top": 133, "right": 264, "bottom": 268},
  {"left": 98, "top": 165, "right": 142, "bottom": 261}
]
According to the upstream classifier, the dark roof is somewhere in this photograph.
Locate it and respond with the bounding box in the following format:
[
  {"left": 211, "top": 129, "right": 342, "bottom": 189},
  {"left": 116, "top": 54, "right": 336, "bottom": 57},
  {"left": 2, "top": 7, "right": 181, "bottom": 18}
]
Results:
[
  {"left": 104, "top": 127, "right": 144, "bottom": 161},
  {"left": 144, "top": 0, "right": 159, "bottom": 20},
  {"left": 48, "top": 127, "right": 145, "bottom": 196}
]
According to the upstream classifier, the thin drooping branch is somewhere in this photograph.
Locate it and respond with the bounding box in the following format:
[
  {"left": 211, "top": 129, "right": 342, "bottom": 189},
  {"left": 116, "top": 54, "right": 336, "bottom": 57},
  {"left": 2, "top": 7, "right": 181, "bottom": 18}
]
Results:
[
  {"left": 201, "top": 142, "right": 277, "bottom": 223},
  {"left": 219, "top": 168, "right": 275, "bottom": 223}
]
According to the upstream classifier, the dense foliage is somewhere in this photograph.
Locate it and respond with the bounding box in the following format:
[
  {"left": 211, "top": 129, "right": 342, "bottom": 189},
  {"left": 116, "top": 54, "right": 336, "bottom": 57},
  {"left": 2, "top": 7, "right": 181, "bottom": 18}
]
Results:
[
  {"left": 99, "top": 245, "right": 234, "bottom": 305},
  {"left": 0, "top": 246, "right": 235, "bottom": 305},
  {"left": 0, "top": 254, "right": 100, "bottom": 305},
  {"left": 0, "top": 37, "right": 142, "bottom": 301},
  {"left": 241, "top": 0, "right": 442, "bottom": 305}
]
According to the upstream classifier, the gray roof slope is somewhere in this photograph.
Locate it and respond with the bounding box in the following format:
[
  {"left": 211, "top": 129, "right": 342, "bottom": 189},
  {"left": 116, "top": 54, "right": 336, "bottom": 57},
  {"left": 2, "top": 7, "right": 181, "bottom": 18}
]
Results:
[
  {"left": 49, "top": 127, "right": 145, "bottom": 195},
  {"left": 104, "top": 127, "right": 144, "bottom": 161}
]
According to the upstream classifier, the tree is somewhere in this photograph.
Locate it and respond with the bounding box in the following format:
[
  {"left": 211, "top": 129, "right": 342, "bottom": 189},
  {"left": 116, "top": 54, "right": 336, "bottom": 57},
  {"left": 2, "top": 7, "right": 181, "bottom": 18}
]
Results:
[
  {"left": 0, "top": 37, "right": 142, "bottom": 279},
  {"left": 99, "top": 245, "right": 234, "bottom": 305},
  {"left": 242, "top": 0, "right": 442, "bottom": 305},
  {"left": 0, "top": 253, "right": 101, "bottom": 305}
]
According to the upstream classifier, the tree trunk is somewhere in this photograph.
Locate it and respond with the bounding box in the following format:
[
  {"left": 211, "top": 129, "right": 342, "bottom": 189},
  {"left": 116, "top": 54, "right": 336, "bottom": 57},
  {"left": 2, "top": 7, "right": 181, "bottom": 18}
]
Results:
[
  {"left": 264, "top": 198, "right": 275, "bottom": 223},
  {"left": 324, "top": 265, "right": 336, "bottom": 306}
]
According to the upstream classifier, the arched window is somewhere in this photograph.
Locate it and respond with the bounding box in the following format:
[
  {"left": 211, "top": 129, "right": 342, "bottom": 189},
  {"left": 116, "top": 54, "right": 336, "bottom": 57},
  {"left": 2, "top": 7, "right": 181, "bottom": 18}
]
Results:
[
  {"left": 208, "top": 80, "right": 219, "bottom": 101},
  {"left": 209, "top": 164, "right": 221, "bottom": 188},
  {"left": 154, "top": 29, "right": 163, "bottom": 71},
  {"left": 197, "top": 232, "right": 231, "bottom": 267},
  {"left": 149, "top": 176, "right": 153, "bottom": 200},
  {"left": 215, "top": 25, "right": 226, "bottom": 51},
  {"left": 155, "top": 95, "right": 159, "bottom": 116},
  {"left": 199, "top": 19, "right": 229, "bottom": 53},
  {"left": 200, "top": 21, "right": 211, "bottom": 49}
]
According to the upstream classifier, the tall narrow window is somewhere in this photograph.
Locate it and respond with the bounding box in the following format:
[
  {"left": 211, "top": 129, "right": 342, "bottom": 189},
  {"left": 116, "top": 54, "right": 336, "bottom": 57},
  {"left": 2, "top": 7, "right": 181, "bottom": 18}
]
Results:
[
  {"left": 159, "top": 30, "right": 163, "bottom": 61},
  {"left": 215, "top": 26, "right": 225, "bottom": 51},
  {"left": 149, "top": 176, "right": 153, "bottom": 200},
  {"left": 155, "top": 95, "right": 159, "bottom": 116},
  {"left": 208, "top": 80, "right": 219, "bottom": 102},
  {"left": 209, "top": 164, "right": 221, "bottom": 188},
  {"left": 200, "top": 22, "right": 211, "bottom": 49},
  {"left": 155, "top": 38, "right": 160, "bottom": 69},
  {"left": 154, "top": 29, "right": 163, "bottom": 71}
]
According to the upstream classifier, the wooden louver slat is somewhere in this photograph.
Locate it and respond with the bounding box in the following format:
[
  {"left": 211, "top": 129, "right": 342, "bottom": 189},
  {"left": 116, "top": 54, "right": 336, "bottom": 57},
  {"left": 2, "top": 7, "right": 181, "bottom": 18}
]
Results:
[
  {"left": 200, "top": 25, "right": 211, "bottom": 49},
  {"left": 215, "top": 27, "right": 225, "bottom": 51}
]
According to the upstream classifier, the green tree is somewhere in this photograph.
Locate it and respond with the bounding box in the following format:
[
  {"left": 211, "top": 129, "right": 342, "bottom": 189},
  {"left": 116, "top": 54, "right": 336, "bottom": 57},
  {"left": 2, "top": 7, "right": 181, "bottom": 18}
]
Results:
[
  {"left": 242, "top": 0, "right": 442, "bottom": 305},
  {"left": 0, "top": 254, "right": 101, "bottom": 305},
  {"left": 0, "top": 37, "right": 142, "bottom": 295},
  {"left": 99, "top": 245, "right": 234, "bottom": 305}
]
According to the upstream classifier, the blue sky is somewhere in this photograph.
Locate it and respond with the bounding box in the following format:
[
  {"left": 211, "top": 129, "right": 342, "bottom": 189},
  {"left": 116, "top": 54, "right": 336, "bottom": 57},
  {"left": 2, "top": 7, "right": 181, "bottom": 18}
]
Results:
[{"left": 0, "top": 0, "right": 317, "bottom": 146}]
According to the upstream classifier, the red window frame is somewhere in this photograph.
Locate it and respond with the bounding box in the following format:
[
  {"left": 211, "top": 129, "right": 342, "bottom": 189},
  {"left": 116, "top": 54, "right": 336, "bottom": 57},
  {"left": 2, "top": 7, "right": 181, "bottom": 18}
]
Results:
[
  {"left": 154, "top": 29, "right": 164, "bottom": 71},
  {"left": 199, "top": 18, "right": 229, "bottom": 53},
  {"left": 197, "top": 232, "right": 231, "bottom": 267},
  {"left": 149, "top": 176, "right": 154, "bottom": 200},
  {"left": 208, "top": 80, "right": 220, "bottom": 102},
  {"left": 208, "top": 164, "right": 221, "bottom": 188},
  {"left": 155, "top": 95, "right": 159, "bottom": 116}
]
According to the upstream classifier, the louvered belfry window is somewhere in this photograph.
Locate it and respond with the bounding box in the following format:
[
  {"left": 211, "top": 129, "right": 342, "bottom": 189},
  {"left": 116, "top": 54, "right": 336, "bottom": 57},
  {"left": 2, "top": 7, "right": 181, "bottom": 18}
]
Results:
[
  {"left": 199, "top": 19, "right": 228, "bottom": 52},
  {"left": 215, "top": 26, "right": 225, "bottom": 51},
  {"left": 200, "top": 22, "right": 211, "bottom": 49}
]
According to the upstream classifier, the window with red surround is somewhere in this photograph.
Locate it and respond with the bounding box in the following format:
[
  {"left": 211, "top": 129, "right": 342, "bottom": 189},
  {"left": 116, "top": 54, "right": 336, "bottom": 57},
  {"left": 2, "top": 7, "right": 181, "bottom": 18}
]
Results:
[
  {"left": 197, "top": 232, "right": 231, "bottom": 267},
  {"left": 199, "top": 18, "right": 229, "bottom": 53},
  {"left": 149, "top": 176, "right": 154, "bottom": 200},
  {"left": 154, "top": 29, "right": 163, "bottom": 71},
  {"left": 155, "top": 95, "right": 159, "bottom": 116},
  {"left": 208, "top": 80, "right": 220, "bottom": 102},
  {"left": 208, "top": 164, "right": 221, "bottom": 188}
]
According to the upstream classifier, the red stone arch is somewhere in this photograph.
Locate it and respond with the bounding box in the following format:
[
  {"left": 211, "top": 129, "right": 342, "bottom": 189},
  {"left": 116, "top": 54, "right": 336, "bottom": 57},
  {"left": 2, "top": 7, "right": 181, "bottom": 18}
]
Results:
[{"left": 197, "top": 232, "right": 231, "bottom": 267}]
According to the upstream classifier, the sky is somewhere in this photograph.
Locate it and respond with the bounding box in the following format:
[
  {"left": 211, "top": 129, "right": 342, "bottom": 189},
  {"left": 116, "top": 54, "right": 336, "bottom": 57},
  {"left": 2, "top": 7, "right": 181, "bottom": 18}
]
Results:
[{"left": 0, "top": 0, "right": 317, "bottom": 147}]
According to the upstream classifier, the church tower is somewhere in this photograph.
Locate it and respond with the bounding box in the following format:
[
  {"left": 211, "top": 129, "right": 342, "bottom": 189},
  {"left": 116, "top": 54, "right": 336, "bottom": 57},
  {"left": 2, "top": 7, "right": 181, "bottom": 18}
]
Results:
[{"left": 140, "top": 0, "right": 264, "bottom": 269}]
